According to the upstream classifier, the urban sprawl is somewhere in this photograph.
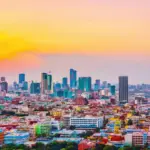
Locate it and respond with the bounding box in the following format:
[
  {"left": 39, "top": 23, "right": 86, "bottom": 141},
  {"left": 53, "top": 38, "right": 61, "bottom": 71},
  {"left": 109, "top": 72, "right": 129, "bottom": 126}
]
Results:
[{"left": 0, "top": 69, "right": 149, "bottom": 150}]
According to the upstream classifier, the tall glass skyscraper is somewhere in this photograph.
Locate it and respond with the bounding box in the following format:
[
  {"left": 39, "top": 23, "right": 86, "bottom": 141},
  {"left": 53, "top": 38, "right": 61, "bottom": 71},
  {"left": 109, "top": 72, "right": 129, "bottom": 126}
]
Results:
[
  {"left": 70, "top": 69, "right": 77, "bottom": 88},
  {"left": 30, "top": 81, "right": 40, "bottom": 94},
  {"left": 22, "top": 81, "right": 28, "bottom": 91},
  {"left": 119, "top": 76, "right": 128, "bottom": 105},
  {"left": 78, "top": 77, "right": 92, "bottom": 92},
  {"left": 62, "top": 77, "right": 68, "bottom": 89},
  {"left": 41, "top": 73, "right": 48, "bottom": 94},
  {"left": 95, "top": 79, "right": 100, "bottom": 89},
  {"left": 78, "top": 77, "right": 85, "bottom": 91},
  {"left": 47, "top": 74, "right": 52, "bottom": 92},
  {"left": 110, "top": 85, "right": 116, "bottom": 96},
  {"left": 19, "top": 74, "right": 25, "bottom": 84}
]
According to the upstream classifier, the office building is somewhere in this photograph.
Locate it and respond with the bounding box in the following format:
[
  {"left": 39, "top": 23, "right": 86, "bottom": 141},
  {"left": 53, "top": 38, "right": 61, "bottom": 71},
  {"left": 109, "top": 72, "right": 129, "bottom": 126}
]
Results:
[
  {"left": 95, "top": 80, "right": 100, "bottom": 89},
  {"left": 19, "top": 74, "right": 25, "bottom": 84},
  {"left": 0, "top": 77, "right": 5, "bottom": 82},
  {"left": 30, "top": 81, "right": 40, "bottom": 94},
  {"left": 41, "top": 73, "right": 48, "bottom": 94},
  {"left": 54, "top": 82, "right": 61, "bottom": 92},
  {"left": 78, "top": 77, "right": 92, "bottom": 92},
  {"left": 94, "top": 83, "right": 99, "bottom": 91},
  {"left": 119, "top": 76, "right": 128, "bottom": 104},
  {"left": 13, "top": 81, "right": 19, "bottom": 90},
  {"left": 70, "top": 117, "right": 103, "bottom": 129},
  {"left": 0, "top": 82, "right": 8, "bottom": 92},
  {"left": 70, "top": 69, "right": 77, "bottom": 88},
  {"left": 47, "top": 73, "right": 52, "bottom": 92},
  {"left": 22, "top": 81, "right": 28, "bottom": 91},
  {"left": 62, "top": 77, "right": 68, "bottom": 89},
  {"left": 103, "top": 81, "right": 108, "bottom": 88},
  {"left": 110, "top": 85, "right": 116, "bottom": 96}
]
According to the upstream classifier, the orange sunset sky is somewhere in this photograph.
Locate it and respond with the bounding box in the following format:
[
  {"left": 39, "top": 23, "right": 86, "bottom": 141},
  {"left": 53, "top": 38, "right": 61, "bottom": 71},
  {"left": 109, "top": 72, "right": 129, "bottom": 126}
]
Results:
[{"left": 0, "top": 0, "right": 150, "bottom": 84}]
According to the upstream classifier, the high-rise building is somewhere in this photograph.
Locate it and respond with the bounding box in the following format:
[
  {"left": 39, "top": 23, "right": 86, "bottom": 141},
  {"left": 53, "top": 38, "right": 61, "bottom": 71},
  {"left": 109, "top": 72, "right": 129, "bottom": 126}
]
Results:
[
  {"left": 22, "top": 81, "right": 28, "bottom": 91},
  {"left": 95, "top": 80, "right": 100, "bottom": 89},
  {"left": 30, "top": 81, "right": 40, "bottom": 94},
  {"left": 107, "top": 83, "right": 111, "bottom": 88},
  {"left": 78, "top": 77, "right": 92, "bottom": 92},
  {"left": 102, "top": 81, "right": 107, "bottom": 89},
  {"left": 19, "top": 74, "right": 25, "bottom": 84},
  {"left": 119, "top": 76, "right": 128, "bottom": 105},
  {"left": 0, "top": 77, "right": 8, "bottom": 93},
  {"left": 0, "top": 82, "right": 8, "bottom": 92},
  {"left": 54, "top": 82, "right": 61, "bottom": 92},
  {"left": 0, "top": 77, "right": 5, "bottom": 82},
  {"left": 70, "top": 69, "right": 77, "bottom": 88},
  {"left": 47, "top": 73, "right": 52, "bottom": 92},
  {"left": 85, "top": 77, "right": 92, "bottom": 92},
  {"left": 41, "top": 73, "right": 48, "bottom": 94},
  {"left": 62, "top": 77, "right": 68, "bottom": 89},
  {"left": 110, "top": 85, "right": 116, "bottom": 96},
  {"left": 94, "top": 83, "right": 99, "bottom": 91},
  {"left": 78, "top": 77, "right": 85, "bottom": 91},
  {"left": 13, "top": 81, "right": 19, "bottom": 90}
]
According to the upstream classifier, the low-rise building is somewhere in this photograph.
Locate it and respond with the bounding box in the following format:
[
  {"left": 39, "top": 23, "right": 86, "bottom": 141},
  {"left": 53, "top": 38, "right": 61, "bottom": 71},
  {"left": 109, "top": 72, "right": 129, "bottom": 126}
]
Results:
[{"left": 70, "top": 116, "right": 103, "bottom": 129}]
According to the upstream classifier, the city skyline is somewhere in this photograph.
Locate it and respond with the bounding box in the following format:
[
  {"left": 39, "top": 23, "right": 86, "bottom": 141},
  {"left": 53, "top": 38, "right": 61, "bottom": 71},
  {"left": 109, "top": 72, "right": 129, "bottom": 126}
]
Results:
[{"left": 1, "top": 65, "right": 150, "bottom": 85}]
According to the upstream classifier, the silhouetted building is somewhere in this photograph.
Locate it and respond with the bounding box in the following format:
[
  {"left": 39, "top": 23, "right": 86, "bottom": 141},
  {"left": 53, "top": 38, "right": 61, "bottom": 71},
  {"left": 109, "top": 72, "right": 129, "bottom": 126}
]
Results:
[{"left": 119, "top": 76, "right": 128, "bottom": 105}]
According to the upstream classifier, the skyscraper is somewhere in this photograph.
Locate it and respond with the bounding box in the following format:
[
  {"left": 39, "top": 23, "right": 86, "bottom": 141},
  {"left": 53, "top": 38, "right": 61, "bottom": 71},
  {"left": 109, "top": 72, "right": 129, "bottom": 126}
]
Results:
[
  {"left": 119, "top": 76, "right": 128, "bottom": 105},
  {"left": 62, "top": 77, "right": 68, "bottom": 89},
  {"left": 41, "top": 73, "right": 48, "bottom": 94},
  {"left": 95, "top": 80, "right": 100, "bottom": 89},
  {"left": 78, "top": 77, "right": 85, "bottom": 91},
  {"left": 0, "top": 82, "right": 8, "bottom": 92},
  {"left": 0, "top": 77, "right": 8, "bottom": 92},
  {"left": 30, "top": 81, "right": 40, "bottom": 94},
  {"left": 110, "top": 85, "right": 116, "bottom": 96},
  {"left": 22, "top": 81, "right": 28, "bottom": 91},
  {"left": 78, "top": 77, "right": 92, "bottom": 92},
  {"left": 19, "top": 73, "right": 25, "bottom": 84},
  {"left": 70, "top": 69, "right": 77, "bottom": 88},
  {"left": 47, "top": 73, "right": 52, "bottom": 92}
]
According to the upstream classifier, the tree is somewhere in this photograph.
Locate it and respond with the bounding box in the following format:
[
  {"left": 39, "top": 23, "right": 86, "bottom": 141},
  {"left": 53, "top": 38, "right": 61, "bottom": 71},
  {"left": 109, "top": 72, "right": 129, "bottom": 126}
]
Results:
[
  {"left": 95, "top": 127, "right": 100, "bottom": 132},
  {"left": 69, "top": 125, "right": 76, "bottom": 130},
  {"left": 103, "top": 145, "right": 114, "bottom": 150},
  {"left": 123, "top": 146, "right": 132, "bottom": 150},
  {"left": 127, "top": 119, "right": 133, "bottom": 126},
  {"left": 32, "top": 142, "right": 46, "bottom": 150},
  {"left": 103, "top": 119, "right": 109, "bottom": 127},
  {"left": 95, "top": 144, "right": 105, "bottom": 150},
  {"left": 80, "top": 130, "right": 93, "bottom": 138},
  {"left": 144, "top": 142, "right": 149, "bottom": 149},
  {"left": 133, "top": 146, "right": 141, "bottom": 150}
]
